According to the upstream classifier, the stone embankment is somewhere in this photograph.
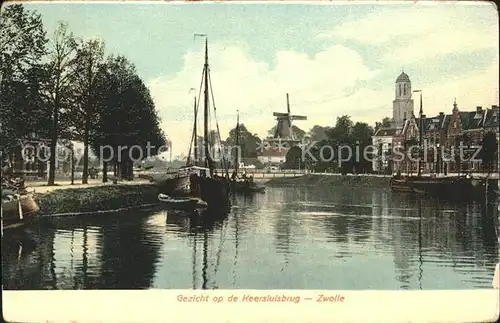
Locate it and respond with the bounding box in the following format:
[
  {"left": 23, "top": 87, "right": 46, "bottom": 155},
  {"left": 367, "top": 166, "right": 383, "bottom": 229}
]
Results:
[
  {"left": 265, "top": 174, "right": 391, "bottom": 188},
  {"left": 32, "top": 181, "right": 159, "bottom": 216}
]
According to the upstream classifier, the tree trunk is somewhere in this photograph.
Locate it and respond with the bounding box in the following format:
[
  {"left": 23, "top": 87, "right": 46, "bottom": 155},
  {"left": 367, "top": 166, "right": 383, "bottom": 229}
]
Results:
[
  {"left": 71, "top": 145, "right": 75, "bottom": 185},
  {"left": 47, "top": 102, "right": 59, "bottom": 186},
  {"left": 102, "top": 160, "right": 108, "bottom": 183},
  {"left": 82, "top": 119, "right": 90, "bottom": 184}
]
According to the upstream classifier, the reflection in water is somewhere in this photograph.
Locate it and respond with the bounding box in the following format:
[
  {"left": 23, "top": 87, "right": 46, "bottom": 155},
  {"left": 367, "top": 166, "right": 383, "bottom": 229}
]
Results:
[{"left": 2, "top": 187, "right": 498, "bottom": 290}]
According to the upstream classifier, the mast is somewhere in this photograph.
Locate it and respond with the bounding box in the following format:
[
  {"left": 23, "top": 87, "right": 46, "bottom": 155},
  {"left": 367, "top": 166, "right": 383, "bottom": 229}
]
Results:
[
  {"left": 418, "top": 92, "right": 423, "bottom": 177},
  {"left": 193, "top": 94, "right": 198, "bottom": 165},
  {"left": 203, "top": 38, "right": 211, "bottom": 172},
  {"left": 235, "top": 110, "right": 240, "bottom": 175}
]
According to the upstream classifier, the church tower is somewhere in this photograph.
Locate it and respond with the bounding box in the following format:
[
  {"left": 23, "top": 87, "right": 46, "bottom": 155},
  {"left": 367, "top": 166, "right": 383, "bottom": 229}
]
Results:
[{"left": 392, "top": 71, "right": 414, "bottom": 127}]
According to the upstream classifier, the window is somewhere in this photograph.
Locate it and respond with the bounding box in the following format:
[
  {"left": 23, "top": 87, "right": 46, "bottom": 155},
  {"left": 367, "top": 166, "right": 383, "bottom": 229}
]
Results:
[
  {"left": 404, "top": 112, "right": 407, "bottom": 120},
  {"left": 403, "top": 84, "right": 407, "bottom": 95},
  {"left": 399, "top": 84, "right": 402, "bottom": 96},
  {"left": 453, "top": 121, "right": 457, "bottom": 129}
]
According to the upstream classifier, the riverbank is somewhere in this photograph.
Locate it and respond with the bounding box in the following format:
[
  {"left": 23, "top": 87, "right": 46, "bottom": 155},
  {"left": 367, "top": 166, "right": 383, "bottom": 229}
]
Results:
[
  {"left": 265, "top": 174, "right": 391, "bottom": 188},
  {"left": 34, "top": 182, "right": 160, "bottom": 216}
]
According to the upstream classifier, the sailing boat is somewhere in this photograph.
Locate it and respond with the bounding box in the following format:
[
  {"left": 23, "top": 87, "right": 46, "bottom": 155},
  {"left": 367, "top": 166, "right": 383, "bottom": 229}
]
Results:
[
  {"left": 160, "top": 36, "right": 231, "bottom": 212},
  {"left": 230, "top": 111, "right": 265, "bottom": 194}
]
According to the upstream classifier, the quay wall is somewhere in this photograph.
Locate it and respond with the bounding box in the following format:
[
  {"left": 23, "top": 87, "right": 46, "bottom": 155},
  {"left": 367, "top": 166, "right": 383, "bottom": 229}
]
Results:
[
  {"left": 34, "top": 183, "right": 160, "bottom": 216},
  {"left": 265, "top": 174, "right": 499, "bottom": 191},
  {"left": 265, "top": 174, "right": 392, "bottom": 188}
]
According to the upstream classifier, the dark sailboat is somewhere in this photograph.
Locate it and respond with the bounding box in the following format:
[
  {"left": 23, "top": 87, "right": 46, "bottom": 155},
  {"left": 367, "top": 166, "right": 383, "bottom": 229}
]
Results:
[
  {"left": 157, "top": 36, "right": 231, "bottom": 213},
  {"left": 230, "top": 110, "right": 265, "bottom": 194},
  {"left": 189, "top": 36, "right": 231, "bottom": 212}
]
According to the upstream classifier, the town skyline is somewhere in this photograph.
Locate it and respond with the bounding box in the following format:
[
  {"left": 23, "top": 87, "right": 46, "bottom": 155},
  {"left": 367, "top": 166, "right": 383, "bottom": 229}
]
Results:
[{"left": 22, "top": 1, "right": 499, "bottom": 156}]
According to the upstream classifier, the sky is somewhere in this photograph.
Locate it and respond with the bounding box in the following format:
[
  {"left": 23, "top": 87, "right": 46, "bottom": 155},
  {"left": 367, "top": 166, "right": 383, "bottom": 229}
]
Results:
[{"left": 15, "top": 1, "right": 500, "bottom": 157}]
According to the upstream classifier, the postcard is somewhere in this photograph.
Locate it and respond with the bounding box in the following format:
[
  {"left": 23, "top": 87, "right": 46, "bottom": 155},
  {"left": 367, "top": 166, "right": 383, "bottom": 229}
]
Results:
[{"left": 1, "top": 1, "right": 499, "bottom": 322}]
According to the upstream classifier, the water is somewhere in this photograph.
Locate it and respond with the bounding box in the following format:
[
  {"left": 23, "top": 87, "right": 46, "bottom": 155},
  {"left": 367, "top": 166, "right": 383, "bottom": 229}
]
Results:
[{"left": 2, "top": 186, "right": 498, "bottom": 290}]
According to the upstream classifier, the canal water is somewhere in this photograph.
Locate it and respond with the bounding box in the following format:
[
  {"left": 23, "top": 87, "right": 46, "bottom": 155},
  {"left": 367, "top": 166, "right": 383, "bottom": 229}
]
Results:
[{"left": 2, "top": 186, "right": 498, "bottom": 290}]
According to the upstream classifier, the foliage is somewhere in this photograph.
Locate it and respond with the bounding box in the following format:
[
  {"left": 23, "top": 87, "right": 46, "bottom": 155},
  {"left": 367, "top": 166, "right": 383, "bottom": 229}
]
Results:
[
  {"left": 480, "top": 131, "right": 497, "bottom": 173},
  {"left": 225, "top": 123, "right": 261, "bottom": 159},
  {"left": 0, "top": 4, "right": 48, "bottom": 154},
  {"left": 282, "top": 146, "right": 303, "bottom": 169},
  {"left": 307, "top": 125, "right": 330, "bottom": 142},
  {"left": 375, "top": 117, "right": 393, "bottom": 131}
]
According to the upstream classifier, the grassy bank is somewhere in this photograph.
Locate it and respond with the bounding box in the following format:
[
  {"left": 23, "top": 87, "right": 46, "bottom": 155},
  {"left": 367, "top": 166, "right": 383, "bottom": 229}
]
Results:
[
  {"left": 34, "top": 183, "right": 160, "bottom": 215},
  {"left": 265, "top": 174, "right": 391, "bottom": 188}
]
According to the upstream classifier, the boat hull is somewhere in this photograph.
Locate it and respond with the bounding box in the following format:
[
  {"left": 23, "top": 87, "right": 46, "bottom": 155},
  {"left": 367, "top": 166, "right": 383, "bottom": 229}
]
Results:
[
  {"left": 191, "top": 175, "right": 231, "bottom": 212},
  {"left": 158, "top": 175, "right": 191, "bottom": 196},
  {"left": 2, "top": 195, "right": 40, "bottom": 228},
  {"left": 390, "top": 176, "right": 474, "bottom": 198},
  {"left": 158, "top": 194, "right": 208, "bottom": 211}
]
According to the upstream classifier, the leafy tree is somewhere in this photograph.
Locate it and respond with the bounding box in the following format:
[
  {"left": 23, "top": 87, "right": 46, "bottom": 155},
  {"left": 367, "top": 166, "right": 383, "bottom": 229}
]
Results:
[
  {"left": 375, "top": 117, "right": 393, "bottom": 131},
  {"left": 327, "top": 115, "right": 353, "bottom": 145},
  {"left": 350, "top": 122, "right": 374, "bottom": 173},
  {"left": 480, "top": 131, "right": 497, "bottom": 174},
  {"left": 282, "top": 146, "right": 303, "bottom": 169},
  {"left": 91, "top": 55, "right": 166, "bottom": 181},
  {"left": 43, "top": 21, "right": 78, "bottom": 185},
  {"left": 225, "top": 124, "right": 261, "bottom": 159},
  {"left": 307, "top": 125, "right": 330, "bottom": 142},
  {"left": 67, "top": 39, "right": 105, "bottom": 184},
  {"left": 0, "top": 4, "right": 48, "bottom": 156}
]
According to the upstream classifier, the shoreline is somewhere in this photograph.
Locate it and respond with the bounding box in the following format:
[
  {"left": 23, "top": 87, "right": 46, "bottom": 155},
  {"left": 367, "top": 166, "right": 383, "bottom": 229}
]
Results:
[
  {"left": 265, "top": 174, "right": 392, "bottom": 188},
  {"left": 33, "top": 183, "right": 160, "bottom": 216}
]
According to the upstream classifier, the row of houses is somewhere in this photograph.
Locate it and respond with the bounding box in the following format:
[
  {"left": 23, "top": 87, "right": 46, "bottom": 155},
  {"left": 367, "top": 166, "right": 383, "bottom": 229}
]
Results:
[{"left": 373, "top": 102, "right": 499, "bottom": 174}]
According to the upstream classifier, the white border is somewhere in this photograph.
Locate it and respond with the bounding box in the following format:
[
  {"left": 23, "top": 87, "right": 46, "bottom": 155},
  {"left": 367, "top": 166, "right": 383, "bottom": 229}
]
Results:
[{"left": 3, "top": 290, "right": 500, "bottom": 322}]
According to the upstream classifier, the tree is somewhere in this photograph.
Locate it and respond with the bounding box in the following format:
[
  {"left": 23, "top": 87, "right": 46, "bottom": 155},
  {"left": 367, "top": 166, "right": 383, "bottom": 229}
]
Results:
[
  {"left": 225, "top": 124, "right": 261, "bottom": 160},
  {"left": 0, "top": 4, "right": 48, "bottom": 155},
  {"left": 282, "top": 146, "right": 303, "bottom": 169},
  {"left": 328, "top": 115, "right": 353, "bottom": 145},
  {"left": 68, "top": 39, "right": 105, "bottom": 184},
  {"left": 43, "top": 21, "right": 78, "bottom": 185},
  {"left": 480, "top": 131, "right": 497, "bottom": 174},
  {"left": 92, "top": 55, "right": 166, "bottom": 181},
  {"left": 307, "top": 125, "right": 330, "bottom": 142},
  {"left": 350, "top": 122, "right": 374, "bottom": 173},
  {"left": 375, "top": 117, "right": 393, "bottom": 131}
]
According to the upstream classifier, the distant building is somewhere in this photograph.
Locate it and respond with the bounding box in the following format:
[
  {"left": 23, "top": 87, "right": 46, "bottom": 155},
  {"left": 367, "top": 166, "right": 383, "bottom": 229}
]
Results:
[
  {"left": 372, "top": 71, "right": 419, "bottom": 173},
  {"left": 257, "top": 146, "right": 288, "bottom": 165},
  {"left": 372, "top": 70, "right": 499, "bottom": 174}
]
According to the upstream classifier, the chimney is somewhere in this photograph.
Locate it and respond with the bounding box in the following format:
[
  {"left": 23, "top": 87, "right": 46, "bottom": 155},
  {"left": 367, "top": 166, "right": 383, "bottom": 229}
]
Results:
[
  {"left": 421, "top": 114, "right": 426, "bottom": 119},
  {"left": 492, "top": 105, "right": 498, "bottom": 109},
  {"left": 439, "top": 112, "right": 444, "bottom": 116},
  {"left": 476, "top": 106, "right": 482, "bottom": 112}
]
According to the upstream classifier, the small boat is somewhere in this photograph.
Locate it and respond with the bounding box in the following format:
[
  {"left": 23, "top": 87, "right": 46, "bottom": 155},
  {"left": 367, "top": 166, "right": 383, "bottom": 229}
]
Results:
[
  {"left": 390, "top": 175, "right": 474, "bottom": 198},
  {"left": 230, "top": 111, "right": 266, "bottom": 195},
  {"left": 158, "top": 193, "right": 207, "bottom": 211},
  {"left": 231, "top": 180, "right": 266, "bottom": 194},
  {"left": 2, "top": 194, "right": 40, "bottom": 231}
]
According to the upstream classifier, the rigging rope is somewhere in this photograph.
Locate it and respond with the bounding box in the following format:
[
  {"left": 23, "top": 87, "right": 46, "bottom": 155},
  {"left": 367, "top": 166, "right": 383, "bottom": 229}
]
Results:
[
  {"left": 187, "top": 67, "right": 206, "bottom": 165},
  {"left": 207, "top": 68, "right": 230, "bottom": 179}
]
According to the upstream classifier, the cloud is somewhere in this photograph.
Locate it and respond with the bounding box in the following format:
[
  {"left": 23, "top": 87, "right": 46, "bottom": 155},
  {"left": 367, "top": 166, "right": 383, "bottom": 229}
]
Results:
[
  {"left": 320, "top": 5, "right": 498, "bottom": 63},
  {"left": 149, "top": 25, "right": 498, "bottom": 157},
  {"left": 148, "top": 42, "right": 378, "bottom": 156}
]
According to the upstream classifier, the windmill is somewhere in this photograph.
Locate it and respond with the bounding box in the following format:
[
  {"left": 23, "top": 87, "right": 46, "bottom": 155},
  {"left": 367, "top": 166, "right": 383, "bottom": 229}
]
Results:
[{"left": 272, "top": 93, "right": 307, "bottom": 141}]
